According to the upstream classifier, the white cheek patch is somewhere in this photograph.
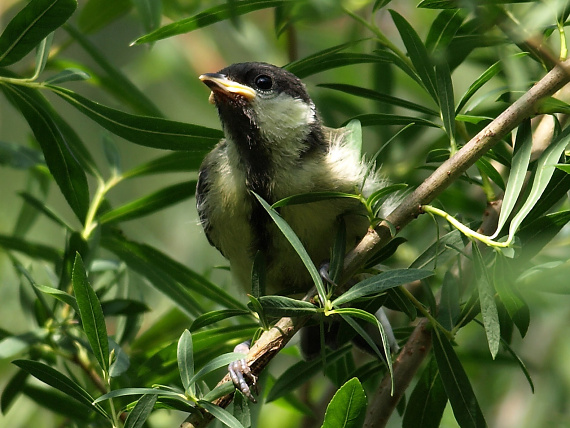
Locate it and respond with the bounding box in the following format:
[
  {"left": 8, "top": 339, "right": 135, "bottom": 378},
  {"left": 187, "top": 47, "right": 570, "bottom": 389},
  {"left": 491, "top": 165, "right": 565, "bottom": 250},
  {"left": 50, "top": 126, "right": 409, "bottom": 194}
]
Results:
[{"left": 253, "top": 93, "right": 316, "bottom": 145}]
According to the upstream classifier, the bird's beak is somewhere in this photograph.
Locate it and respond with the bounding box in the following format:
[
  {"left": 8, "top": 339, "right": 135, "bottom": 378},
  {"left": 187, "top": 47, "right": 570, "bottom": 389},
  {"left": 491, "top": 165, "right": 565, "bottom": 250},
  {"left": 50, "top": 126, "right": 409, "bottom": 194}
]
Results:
[{"left": 199, "top": 73, "right": 257, "bottom": 104}]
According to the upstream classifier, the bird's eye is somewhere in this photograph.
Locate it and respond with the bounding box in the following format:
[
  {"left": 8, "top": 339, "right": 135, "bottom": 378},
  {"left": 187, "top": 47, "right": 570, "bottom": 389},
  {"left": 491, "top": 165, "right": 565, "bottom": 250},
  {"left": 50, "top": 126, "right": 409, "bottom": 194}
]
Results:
[{"left": 254, "top": 74, "right": 273, "bottom": 91}]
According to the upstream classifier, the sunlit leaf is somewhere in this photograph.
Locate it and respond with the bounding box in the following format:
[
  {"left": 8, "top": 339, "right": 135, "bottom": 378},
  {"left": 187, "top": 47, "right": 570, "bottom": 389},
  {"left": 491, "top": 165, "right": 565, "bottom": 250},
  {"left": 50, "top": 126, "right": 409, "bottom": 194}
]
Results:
[
  {"left": 125, "top": 394, "right": 157, "bottom": 428},
  {"left": 198, "top": 400, "right": 245, "bottom": 428},
  {"left": 178, "top": 329, "right": 194, "bottom": 395},
  {"left": 190, "top": 309, "right": 252, "bottom": 331},
  {"left": 321, "top": 378, "right": 367, "bottom": 428},
  {"left": 44, "top": 68, "right": 90, "bottom": 84},
  {"left": 252, "top": 296, "right": 318, "bottom": 317},
  {"left": 425, "top": 9, "right": 465, "bottom": 53}
]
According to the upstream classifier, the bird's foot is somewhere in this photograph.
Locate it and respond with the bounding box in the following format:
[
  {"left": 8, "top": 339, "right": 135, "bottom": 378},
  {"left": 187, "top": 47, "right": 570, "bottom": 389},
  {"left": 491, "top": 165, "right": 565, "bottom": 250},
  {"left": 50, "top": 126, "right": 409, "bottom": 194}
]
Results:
[{"left": 229, "top": 341, "right": 257, "bottom": 402}]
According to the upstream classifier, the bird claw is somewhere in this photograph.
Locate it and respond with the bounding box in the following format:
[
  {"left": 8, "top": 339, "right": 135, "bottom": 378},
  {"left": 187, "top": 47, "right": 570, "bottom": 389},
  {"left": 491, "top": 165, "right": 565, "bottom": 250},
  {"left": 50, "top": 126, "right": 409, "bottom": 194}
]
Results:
[
  {"left": 319, "top": 261, "right": 338, "bottom": 288},
  {"left": 229, "top": 358, "right": 258, "bottom": 403}
]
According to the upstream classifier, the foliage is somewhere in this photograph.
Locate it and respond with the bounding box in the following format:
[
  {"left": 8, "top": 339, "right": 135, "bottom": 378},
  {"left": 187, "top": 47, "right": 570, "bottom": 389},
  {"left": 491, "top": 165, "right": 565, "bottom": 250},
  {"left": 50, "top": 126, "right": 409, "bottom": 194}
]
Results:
[{"left": 1, "top": 0, "right": 570, "bottom": 427}]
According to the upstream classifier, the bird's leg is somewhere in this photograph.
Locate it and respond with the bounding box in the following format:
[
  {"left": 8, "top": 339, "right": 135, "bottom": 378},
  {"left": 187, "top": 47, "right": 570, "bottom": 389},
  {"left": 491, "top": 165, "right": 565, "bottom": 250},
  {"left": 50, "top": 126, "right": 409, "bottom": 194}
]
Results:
[{"left": 228, "top": 340, "right": 258, "bottom": 402}]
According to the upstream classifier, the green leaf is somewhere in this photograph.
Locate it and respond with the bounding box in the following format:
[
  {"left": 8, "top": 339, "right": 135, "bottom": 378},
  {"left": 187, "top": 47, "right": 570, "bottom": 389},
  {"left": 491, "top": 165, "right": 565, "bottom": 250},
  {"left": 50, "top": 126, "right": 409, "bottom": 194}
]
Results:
[
  {"left": 432, "top": 331, "right": 487, "bottom": 428},
  {"left": 64, "top": 25, "right": 162, "bottom": 117},
  {"left": 0, "top": 330, "right": 48, "bottom": 359},
  {"left": 33, "top": 32, "right": 53, "bottom": 79},
  {"left": 536, "top": 97, "right": 570, "bottom": 115},
  {"left": 122, "top": 152, "right": 204, "bottom": 179},
  {"left": 102, "top": 232, "right": 244, "bottom": 312},
  {"left": 44, "top": 68, "right": 90, "bottom": 84},
  {"left": 198, "top": 400, "right": 245, "bottom": 428},
  {"left": 251, "top": 250, "right": 266, "bottom": 298},
  {"left": 435, "top": 60, "right": 456, "bottom": 146},
  {"left": 0, "top": 140, "right": 44, "bottom": 169},
  {"left": 72, "top": 253, "right": 109, "bottom": 373},
  {"left": 493, "top": 254, "right": 529, "bottom": 337},
  {"left": 33, "top": 283, "right": 79, "bottom": 312},
  {"left": 22, "top": 384, "right": 95, "bottom": 421},
  {"left": 125, "top": 394, "right": 158, "bottom": 428},
  {"left": 425, "top": 9, "right": 465, "bottom": 54},
  {"left": 344, "top": 114, "right": 439, "bottom": 129},
  {"left": 94, "top": 387, "right": 184, "bottom": 403},
  {"left": 272, "top": 191, "right": 359, "bottom": 209},
  {"left": 456, "top": 61, "right": 502, "bottom": 114},
  {"left": 18, "top": 192, "right": 73, "bottom": 230},
  {"left": 321, "top": 378, "right": 367, "bottom": 428},
  {"left": 476, "top": 157, "right": 506, "bottom": 191},
  {"left": 190, "top": 309, "right": 252, "bottom": 331},
  {"left": 1, "top": 84, "right": 90, "bottom": 222},
  {"left": 491, "top": 119, "right": 532, "bottom": 238},
  {"left": 518, "top": 210, "right": 570, "bottom": 263},
  {"left": 318, "top": 83, "right": 438, "bottom": 116},
  {"left": 332, "top": 269, "right": 433, "bottom": 306},
  {"left": 101, "top": 299, "right": 149, "bottom": 316},
  {"left": 232, "top": 391, "right": 251, "bottom": 428},
  {"left": 189, "top": 352, "right": 246, "bottom": 386},
  {"left": 99, "top": 181, "right": 196, "bottom": 224},
  {"left": 48, "top": 85, "right": 222, "bottom": 151},
  {"left": 252, "top": 296, "right": 318, "bottom": 317},
  {"left": 1, "top": 370, "right": 29, "bottom": 413},
  {"left": 178, "top": 329, "right": 195, "bottom": 395},
  {"left": 507, "top": 123, "right": 570, "bottom": 243},
  {"left": 389, "top": 10, "right": 437, "bottom": 102},
  {"left": 132, "top": 0, "right": 162, "bottom": 34},
  {"left": 437, "top": 271, "right": 460, "bottom": 331},
  {"left": 403, "top": 357, "right": 447, "bottom": 428},
  {"left": 0, "top": 233, "right": 62, "bottom": 264},
  {"left": 134, "top": 0, "right": 288, "bottom": 44},
  {"left": 0, "top": 0, "right": 77, "bottom": 66},
  {"left": 253, "top": 192, "right": 326, "bottom": 302},
  {"left": 472, "top": 244, "right": 500, "bottom": 359},
  {"left": 266, "top": 346, "right": 351, "bottom": 403},
  {"left": 13, "top": 359, "right": 108, "bottom": 418}
]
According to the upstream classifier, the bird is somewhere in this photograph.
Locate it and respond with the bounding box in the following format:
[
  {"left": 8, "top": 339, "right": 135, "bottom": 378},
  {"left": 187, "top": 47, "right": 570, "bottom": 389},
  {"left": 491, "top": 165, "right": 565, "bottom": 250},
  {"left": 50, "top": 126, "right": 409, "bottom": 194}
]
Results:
[{"left": 196, "top": 62, "right": 388, "bottom": 400}]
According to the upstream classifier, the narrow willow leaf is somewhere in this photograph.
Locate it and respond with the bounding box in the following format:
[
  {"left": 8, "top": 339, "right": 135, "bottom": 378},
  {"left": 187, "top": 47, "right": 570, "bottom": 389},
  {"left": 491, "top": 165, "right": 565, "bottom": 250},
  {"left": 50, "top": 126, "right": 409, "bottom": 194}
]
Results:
[
  {"left": 402, "top": 357, "right": 447, "bottom": 428},
  {"left": 22, "top": 384, "right": 95, "bottom": 421},
  {"left": 33, "top": 283, "right": 78, "bottom": 313},
  {"left": 99, "top": 181, "right": 196, "bottom": 224},
  {"left": 44, "top": 68, "right": 90, "bottom": 84},
  {"left": 189, "top": 352, "right": 246, "bottom": 386},
  {"left": 0, "top": 0, "right": 77, "bottom": 66},
  {"left": 19, "top": 192, "right": 73, "bottom": 230},
  {"left": 435, "top": 60, "right": 456, "bottom": 146},
  {"left": 476, "top": 157, "right": 506, "bottom": 191},
  {"left": 472, "top": 244, "right": 500, "bottom": 359},
  {"left": 536, "top": 97, "right": 570, "bottom": 115},
  {"left": 518, "top": 210, "right": 570, "bottom": 263},
  {"left": 288, "top": 53, "right": 393, "bottom": 79},
  {"left": 125, "top": 394, "right": 158, "bottom": 428},
  {"left": 272, "top": 191, "right": 359, "bottom": 208},
  {"left": 456, "top": 61, "right": 502, "bottom": 114},
  {"left": 72, "top": 254, "right": 109, "bottom": 372},
  {"left": 202, "top": 382, "right": 236, "bottom": 402},
  {"left": 321, "top": 378, "right": 367, "bottom": 428},
  {"left": 65, "top": 25, "right": 162, "bottom": 117},
  {"left": 190, "top": 309, "right": 252, "bottom": 331},
  {"left": 344, "top": 114, "right": 439, "bottom": 128},
  {"left": 33, "top": 33, "right": 53, "bottom": 78},
  {"left": 198, "top": 400, "right": 245, "bottom": 428},
  {"left": 132, "top": 0, "right": 162, "bottom": 33},
  {"left": 253, "top": 192, "right": 326, "bottom": 302},
  {"left": 329, "top": 218, "right": 346, "bottom": 285},
  {"left": 13, "top": 359, "right": 108, "bottom": 418},
  {"left": 0, "top": 233, "right": 62, "bottom": 264},
  {"left": 94, "top": 387, "right": 183, "bottom": 403},
  {"left": 253, "top": 296, "right": 318, "bottom": 317},
  {"left": 332, "top": 269, "right": 433, "bottom": 306},
  {"left": 437, "top": 271, "right": 460, "bottom": 331},
  {"left": 507, "top": 124, "right": 570, "bottom": 243},
  {"left": 389, "top": 10, "right": 438, "bottom": 102},
  {"left": 556, "top": 164, "right": 570, "bottom": 173},
  {"left": 251, "top": 250, "right": 266, "bottom": 298},
  {"left": 337, "top": 311, "right": 393, "bottom": 385},
  {"left": 1, "top": 370, "right": 29, "bottom": 413},
  {"left": 178, "top": 329, "right": 194, "bottom": 395},
  {"left": 432, "top": 331, "right": 487, "bottom": 428},
  {"left": 425, "top": 9, "right": 465, "bottom": 54},
  {"left": 0, "top": 141, "right": 44, "bottom": 169},
  {"left": 102, "top": 232, "right": 244, "bottom": 311},
  {"left": 134, "top": 0, "right": 287, "bottom": 44},
  {"left": 318, "top": 83, "right": 438, "bottom": 116},
  {"left": 232, "top": 391, "right": 251, "bottom": 428},
  {"left": 500, "top": 335, "right": 534, "bottom": 393},
  {"left": 455, "top": 114, "right": 492, "bottom": 124},
  {"left": 491, "top": 119, "right": 532, "bottom": 239},
  {"left": 1, "top": 84, "right": 90, "bottom": 221},
  {"left": 48, "top": 85, "right": 222, "bottom": 151},
  {"left": 493, "top": 254, "right": 529, "bottom": 337},
  {"left": 122, "top": 152, "right": 204, "bottom": 179},
  {"left": 266, "top": 346, "right": 351, "bottom": 403},
  {"left": 0, "top": 330, "right": 48, "bottom": 359}
]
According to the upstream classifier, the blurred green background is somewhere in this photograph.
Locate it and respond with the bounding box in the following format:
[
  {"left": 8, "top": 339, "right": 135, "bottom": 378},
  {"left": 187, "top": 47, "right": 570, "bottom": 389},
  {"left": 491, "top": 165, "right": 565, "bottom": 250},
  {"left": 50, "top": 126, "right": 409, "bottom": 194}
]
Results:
[{"left": 1, "top": 0, "right": 570, "bottom": 427}]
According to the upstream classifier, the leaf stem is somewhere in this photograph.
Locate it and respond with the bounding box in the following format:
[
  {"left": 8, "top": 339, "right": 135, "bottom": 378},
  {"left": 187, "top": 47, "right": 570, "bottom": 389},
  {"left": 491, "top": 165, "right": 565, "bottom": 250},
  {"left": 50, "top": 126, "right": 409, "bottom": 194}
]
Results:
[{"left": 422, "top": 205, "right": 510, "bottom": 248}]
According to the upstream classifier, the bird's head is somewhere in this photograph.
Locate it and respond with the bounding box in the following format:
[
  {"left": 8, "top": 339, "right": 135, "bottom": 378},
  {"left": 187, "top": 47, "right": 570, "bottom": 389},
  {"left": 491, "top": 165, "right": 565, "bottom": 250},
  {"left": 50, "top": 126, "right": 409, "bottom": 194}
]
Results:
[{"left": 199, "top": 62, "right": 324, "bottom": 157}]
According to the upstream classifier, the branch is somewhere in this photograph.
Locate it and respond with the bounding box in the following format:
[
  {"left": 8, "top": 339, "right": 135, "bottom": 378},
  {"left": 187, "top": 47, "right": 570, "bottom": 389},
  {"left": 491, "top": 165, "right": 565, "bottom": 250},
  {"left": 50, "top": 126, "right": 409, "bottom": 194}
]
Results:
[{"left": 180, "top": 59, "right": 570, "bottom": 428}]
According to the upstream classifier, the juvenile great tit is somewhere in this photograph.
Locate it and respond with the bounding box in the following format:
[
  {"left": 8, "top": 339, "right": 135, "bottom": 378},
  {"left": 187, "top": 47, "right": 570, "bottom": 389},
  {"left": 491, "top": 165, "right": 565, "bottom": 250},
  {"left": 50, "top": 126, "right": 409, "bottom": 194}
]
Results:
[{"left": 196, "top": 62, "right": 388, "bottom": 400}]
